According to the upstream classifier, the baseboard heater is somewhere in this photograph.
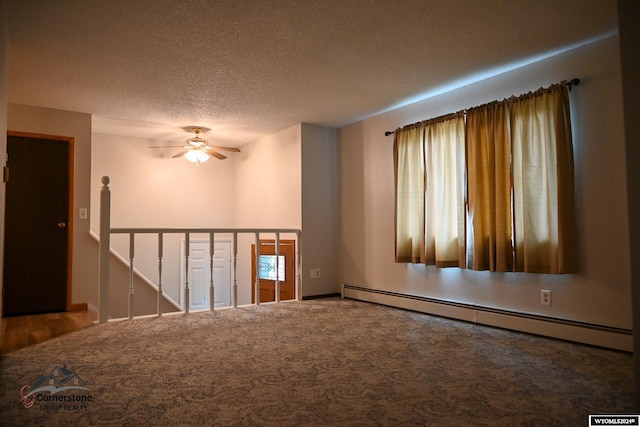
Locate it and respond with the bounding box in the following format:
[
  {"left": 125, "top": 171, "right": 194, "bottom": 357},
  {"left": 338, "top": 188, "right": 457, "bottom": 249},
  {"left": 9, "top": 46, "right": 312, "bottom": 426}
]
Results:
[{"left": 342, "top": 284, "right": 633, "bottom": 352}]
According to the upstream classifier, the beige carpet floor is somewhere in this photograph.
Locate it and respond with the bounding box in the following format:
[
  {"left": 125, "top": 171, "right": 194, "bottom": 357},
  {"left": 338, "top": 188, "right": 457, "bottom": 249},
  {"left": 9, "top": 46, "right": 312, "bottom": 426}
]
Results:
[{"left": 0, "top": 297, "right": 634, "bottom": 426}]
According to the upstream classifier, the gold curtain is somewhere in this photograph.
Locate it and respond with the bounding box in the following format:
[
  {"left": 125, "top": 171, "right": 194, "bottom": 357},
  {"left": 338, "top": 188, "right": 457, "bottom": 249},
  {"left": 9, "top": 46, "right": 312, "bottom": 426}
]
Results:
[
  {"left": 394, "top": 124, "right": 425, "bottom": 262},
  {"left": 395, "top": 81, "right": 577, "bottom": 274},
  {"left": 465, "top": 102, "right": 513, "bottom": 271},
  {"left": 465, "top": 83, "right": 577, "bottom": 273},
  {"left": 510, "top": 83, "right": 577, "bottom": 273}
]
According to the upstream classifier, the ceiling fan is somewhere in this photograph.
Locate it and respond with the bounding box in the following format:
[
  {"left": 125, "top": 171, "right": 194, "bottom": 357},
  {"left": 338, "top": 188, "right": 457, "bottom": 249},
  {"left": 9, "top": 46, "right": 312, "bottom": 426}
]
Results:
[{"left": 150, "top": 128, "right": 240, "bottom": 164}]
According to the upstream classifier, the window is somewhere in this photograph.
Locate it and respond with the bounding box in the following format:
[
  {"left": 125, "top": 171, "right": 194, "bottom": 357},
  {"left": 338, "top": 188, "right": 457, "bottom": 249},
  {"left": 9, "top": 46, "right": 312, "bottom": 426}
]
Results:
[
  {"left": 394, "top": 82, "right": 577, "bottom": 274},
  {"left": 258, "top": 255, "right": 286, "bottom": 281}
]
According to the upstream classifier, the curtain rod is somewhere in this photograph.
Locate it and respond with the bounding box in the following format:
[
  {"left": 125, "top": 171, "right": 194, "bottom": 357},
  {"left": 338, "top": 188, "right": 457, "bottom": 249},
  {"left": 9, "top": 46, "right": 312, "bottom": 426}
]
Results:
[{"left": 384, "top": 78, "right": 581, "bottom": 136}]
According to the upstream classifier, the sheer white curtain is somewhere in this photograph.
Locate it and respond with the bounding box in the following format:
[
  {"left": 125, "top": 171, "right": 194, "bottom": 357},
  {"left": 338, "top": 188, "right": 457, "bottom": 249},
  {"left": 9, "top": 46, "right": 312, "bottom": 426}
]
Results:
[
  {"left": 394, "top": 125, "right": 424, "bottom": 262},
  {"left": 394, "top": 113, "right": 465, "bottom": 266},
  {"left": 510, "top": 83, "right": 577, "bottom": 273},
  {"left": 424, "top": 113, "right": 466, "bottom": 267}
]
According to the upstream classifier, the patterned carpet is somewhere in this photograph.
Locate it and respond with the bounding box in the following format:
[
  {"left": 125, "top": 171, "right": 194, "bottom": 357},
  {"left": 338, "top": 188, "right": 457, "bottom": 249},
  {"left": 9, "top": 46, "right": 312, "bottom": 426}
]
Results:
[{"left": 0, "top": 298, "right": 634, "bottom": 426}]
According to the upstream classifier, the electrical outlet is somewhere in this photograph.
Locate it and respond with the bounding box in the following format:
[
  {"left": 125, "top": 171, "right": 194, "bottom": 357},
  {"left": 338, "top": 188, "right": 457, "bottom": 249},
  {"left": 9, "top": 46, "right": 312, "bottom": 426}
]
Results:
[
  {"left": 541, "top": 290, "right": 552, "bottom": 306},
  {"left": 310, "top": 269, "right": 321, "bottom": 279}
]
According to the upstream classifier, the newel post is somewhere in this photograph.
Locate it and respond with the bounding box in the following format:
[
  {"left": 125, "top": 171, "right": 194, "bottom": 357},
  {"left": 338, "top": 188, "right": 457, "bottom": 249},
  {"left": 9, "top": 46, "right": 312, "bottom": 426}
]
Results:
[
  {"left": 296, "top": 230, "right": 302, "bottom": 301},
  {"left": 98, "top": 176, "right": 111, "bottom": 323}
]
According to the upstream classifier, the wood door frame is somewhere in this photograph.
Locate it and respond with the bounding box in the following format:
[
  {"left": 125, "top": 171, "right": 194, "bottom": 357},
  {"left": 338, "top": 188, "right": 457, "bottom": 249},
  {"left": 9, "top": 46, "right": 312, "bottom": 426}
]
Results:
[{"left": 5, "top": 131, "right": 77, "bottom": 312}]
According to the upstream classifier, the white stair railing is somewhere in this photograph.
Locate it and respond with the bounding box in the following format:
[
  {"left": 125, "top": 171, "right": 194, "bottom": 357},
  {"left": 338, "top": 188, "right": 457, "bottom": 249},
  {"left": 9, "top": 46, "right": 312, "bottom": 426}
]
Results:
[
  {"left": 98, "top": 176, "right": 302, "bottom": 323},
  {"left": 157, "top": 233, "right": 164, "bottom": 317}
]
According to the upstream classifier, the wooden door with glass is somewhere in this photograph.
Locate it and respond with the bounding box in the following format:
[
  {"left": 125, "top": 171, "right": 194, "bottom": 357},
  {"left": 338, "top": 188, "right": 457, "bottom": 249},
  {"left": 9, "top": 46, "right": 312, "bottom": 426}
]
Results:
[{"left": 251, "top": 239, "right": 295, "bottom": 303}]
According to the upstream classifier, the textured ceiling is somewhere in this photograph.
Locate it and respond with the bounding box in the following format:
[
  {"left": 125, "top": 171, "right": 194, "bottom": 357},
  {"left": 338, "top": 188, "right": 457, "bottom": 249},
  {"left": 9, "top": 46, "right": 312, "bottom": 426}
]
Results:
[{"left": 7, "top": 0, "right": 617, "bottom": 145}]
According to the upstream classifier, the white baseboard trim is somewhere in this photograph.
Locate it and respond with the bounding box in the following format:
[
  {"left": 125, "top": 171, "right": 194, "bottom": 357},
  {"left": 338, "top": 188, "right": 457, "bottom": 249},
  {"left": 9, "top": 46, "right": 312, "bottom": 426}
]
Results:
[
  {"left": 342, "top": 284, "right": 633, "bottom": 352},
  {"left": 87, "top": 303, "right": 99, "bottom": 318}
]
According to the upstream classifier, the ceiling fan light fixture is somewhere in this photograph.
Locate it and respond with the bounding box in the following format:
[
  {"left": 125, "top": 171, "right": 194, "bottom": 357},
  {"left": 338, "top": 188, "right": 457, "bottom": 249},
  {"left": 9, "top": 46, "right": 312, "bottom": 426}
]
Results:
[
  {"left": 184, "top": 149, "right": 210, "bottom": 164},
  {"left": 186, "top": 137, "right": 207, "bottom": 148}
]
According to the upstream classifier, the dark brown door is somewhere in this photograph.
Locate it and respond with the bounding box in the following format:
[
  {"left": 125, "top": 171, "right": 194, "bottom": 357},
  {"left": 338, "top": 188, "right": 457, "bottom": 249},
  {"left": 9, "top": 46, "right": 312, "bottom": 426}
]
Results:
[
  {"left": 3, "top": 134, "right": 71, "bottom": 316},
  {"left": 251, "top": 240, "right": 295, "bottom": 303}
]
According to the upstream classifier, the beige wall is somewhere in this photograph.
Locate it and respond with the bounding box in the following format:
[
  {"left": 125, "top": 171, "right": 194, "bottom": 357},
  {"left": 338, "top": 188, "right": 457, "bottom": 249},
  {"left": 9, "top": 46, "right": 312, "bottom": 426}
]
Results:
[
  {"left": 234, "top": 124, "right": 302, "bottom": 304},
  {"left": 7, "top": 104, "right": 94, "bottom": 309},
  {"left": 234, "top": 123, "right": 302, "bottom": 229},
  {"left": 301, "top": 124, "right": 339, "bottom": 296},
  {"left": 91, "top": 133, "right": 237, "bottom": 229},
  {"left": 338, "top": 34, "right": 632, "bottom": 329}
]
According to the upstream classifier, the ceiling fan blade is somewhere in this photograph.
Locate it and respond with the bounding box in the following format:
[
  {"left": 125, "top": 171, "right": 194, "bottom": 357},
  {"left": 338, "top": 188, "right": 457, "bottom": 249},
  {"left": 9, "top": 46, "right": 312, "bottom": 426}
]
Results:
[
  {"left": 150, "top": 145, "right": 186, "bottom": 148},
  {"left": 205, "top": 148, "right": 227, "bottom": 160},
  {"left": 172, "top": 149, "right": 191, "bottom": 158},
  {"left": 211, "top": 146, "right": 241, "bottom": 152}
]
